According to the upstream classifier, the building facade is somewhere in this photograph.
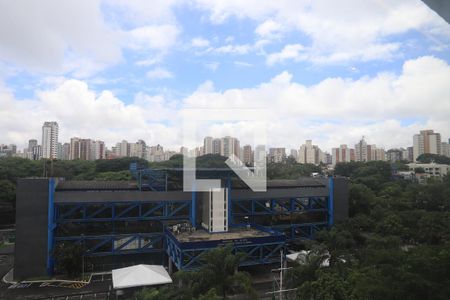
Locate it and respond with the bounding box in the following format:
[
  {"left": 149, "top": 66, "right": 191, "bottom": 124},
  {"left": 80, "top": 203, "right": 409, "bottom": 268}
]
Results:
[
  {"left": 41, "top": 122, "right": 59, "bottom": 159},
  {"left": 413, "top": 130, "right": 441, "bottom": 161}
]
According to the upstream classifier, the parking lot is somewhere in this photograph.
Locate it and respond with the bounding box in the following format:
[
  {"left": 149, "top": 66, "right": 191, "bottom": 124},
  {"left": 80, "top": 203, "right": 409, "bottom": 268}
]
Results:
[{"left": 0, "top": 256, "right": 114, "bottom": 300}]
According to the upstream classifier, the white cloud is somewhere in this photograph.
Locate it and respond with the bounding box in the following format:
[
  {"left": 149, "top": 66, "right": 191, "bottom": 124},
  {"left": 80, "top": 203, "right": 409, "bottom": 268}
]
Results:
[
  {"left": 0, "top": 1, "right": 181, "bottom": 77},
  {"left": 146, "top": 67, "right": 174, "bottom": 79},
  {"left": 128, "top": 25, "right": 180, "bottom": 51},
  {"left": 234, "top": 61, "right": 253, "bottom": 67},
  {"left": 205, "top": 62, "right": 220, "bottom": 72},
  {"left": 183, "top": 56, "right": 450, "bottom": 149},
  {"left": 1, "top": 56, "right": 449, "bottom": 152},
  {"left": 135, "top": 57, "right": 161, "bottom": 67},
  {"left": 0, "top": 0, "right": 122, "bottom": 76},
  {"left": 191, "top": 37, "right": 210, "bottom": 48},
  {"left": 214, "top": 44, "right": 253, "bottom": 55},
  {"left": 195, "top": 0, "right": 450, "bottom": 63},
  {"left": 266, "top": 44, "right": 305, "bottom": 65},
  {"left": 255, "top": 19, "right": 284, "bottom": 39}
]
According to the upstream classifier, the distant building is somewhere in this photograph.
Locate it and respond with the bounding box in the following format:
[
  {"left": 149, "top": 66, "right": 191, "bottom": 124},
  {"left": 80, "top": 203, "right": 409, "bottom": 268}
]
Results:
[
  {"left": 180, "top": 147, "right": 188, "bottom": 156},
  {"left": 130, "top": 140, "right": 146, "bottom": 159},
  {"left": 146, "top": 144, "right": 164, "bottom": 162},
  {"left": 242, "top": 145, "right": 253, "bottom": 164},
  {"left": 298, "top": 140, "right": 323, "bottom": 165},
  {"left": 27, "top": 139, "right": 41, "bottom": 160},
  {"left": 408, "top": 162, "right": 450, "bottom": 181},
  {"left": 386, "top": 149, "right": 403, "bottom": 162},
  {"left": 355, "top": 137, "right": 369, "bottom": 162},
  {"left": 401, "top": 147, "right": 414, "bottom": 162},
  {"left": 254, "top": 145, "right": 266, "bottom": 167},
  {"left": 212, "top": 138, "right": 221, "bottom": 155},
  {"left": 290, "top": 149, "right": 298, "bottom": 160},
  {"left": 332, "top": 144, "right": 353, "bottom": 165},
  {"left": 90, "top": 140, "right": 106, "bottom": 160},
  {"left": 220, "top": 136, "right": 240, "bottom": 159},
  {"left": 61, "top": 143, "right": 70, "bottom": 160},
  {"left": 0, "top": 144, "right": 16, "bottom": 158},
  {"left": 413, "top": 130, "right": 441, "bottom": 161},
  {"left": 268, "top": 148, "right": 286, "bottom": 163},
  {"left": 441, "top": 142, "right": 450, "bottom": 157},
  {"left": 203, "top": 137, "right": 213, "bottom": 155},
  {"left": 41, "top": 121, "right": 58, "bottom": 159},
  {"left": 69, "top": 137, "right": 81, "bottom": 160}
]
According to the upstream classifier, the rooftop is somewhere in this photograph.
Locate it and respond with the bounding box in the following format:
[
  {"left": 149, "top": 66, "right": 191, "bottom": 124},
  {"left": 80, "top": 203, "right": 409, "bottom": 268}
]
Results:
[{"left": 173, "top": 227, "right": 270, "bottom": 243}]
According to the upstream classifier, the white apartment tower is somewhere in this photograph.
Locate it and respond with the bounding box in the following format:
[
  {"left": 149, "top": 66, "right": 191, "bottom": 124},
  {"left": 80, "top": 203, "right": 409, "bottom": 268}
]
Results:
[
  {"left": 355, "top": 137, "right": 368, "bottom": 162},
  {"left": 332, "top": 144, "right": 352, "bottom": 165},
  {"left": 212, "top": 138, "right": 221, "bottom": 155},
  {"left": 413, "top": 130, "right": 441, "bottom": 161},
  {"left": 41, "top": 121, "right": 59, "bottom": 159},
  {"left": 203, "top": 136, "right": 213, "bottom": 155},
  {"left": 298, "top": 140, "right": 322, "bottom": 165},
  {"left": 220, "top": 136, "right": 240, "bottom": 159}
]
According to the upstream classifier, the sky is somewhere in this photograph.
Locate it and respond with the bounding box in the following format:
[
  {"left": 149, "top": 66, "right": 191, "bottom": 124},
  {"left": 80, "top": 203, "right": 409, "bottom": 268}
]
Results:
[{"left": 1, "top": 0, "right": 450, "bottom": 152}]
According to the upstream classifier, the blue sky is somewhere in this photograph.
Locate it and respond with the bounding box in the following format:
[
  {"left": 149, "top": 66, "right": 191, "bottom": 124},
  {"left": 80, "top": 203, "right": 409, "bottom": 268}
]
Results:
[{"left": 1, "top": 0, "right": 450, "bottom": 151}]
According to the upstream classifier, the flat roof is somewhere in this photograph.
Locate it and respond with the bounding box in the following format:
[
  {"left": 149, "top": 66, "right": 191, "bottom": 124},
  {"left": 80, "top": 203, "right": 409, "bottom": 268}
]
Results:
[
  {"left": 55, "top": 177, "right": 326, "bottom": 191},
  {"left": 56, "top": 181, "right": 138, "bottom": 191},
  {"left": 172, "top": 227, "right": 270, "bottom": 243}
]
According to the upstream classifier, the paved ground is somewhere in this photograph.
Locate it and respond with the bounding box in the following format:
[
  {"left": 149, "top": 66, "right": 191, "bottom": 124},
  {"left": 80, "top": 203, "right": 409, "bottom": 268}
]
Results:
[
  {"left": 0, "top": 257, "right": 113, "bottom": 300},
  {"left": 0, "top": 256, "right": 283, "bottom": 300}
]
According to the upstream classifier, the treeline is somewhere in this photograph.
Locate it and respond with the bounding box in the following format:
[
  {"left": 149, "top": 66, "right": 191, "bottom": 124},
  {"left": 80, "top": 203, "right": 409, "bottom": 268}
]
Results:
[
  {"left": 282, "top": 161, "right": 450, "bottom": 299},
  {"left": 416, "top": 153, "right": 450, "bottom": 165}
]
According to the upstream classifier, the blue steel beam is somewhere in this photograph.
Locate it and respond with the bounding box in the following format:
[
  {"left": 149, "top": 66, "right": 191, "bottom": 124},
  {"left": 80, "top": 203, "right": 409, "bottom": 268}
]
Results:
[
  {"left": 55, "top": 233, "right": 164, "bottom": 256},
  {"left": 47, "top": 178, "right": 56, "bottom": 276},
  {"left": 231, "top": 197, "right": 329, "bottom": 217}
]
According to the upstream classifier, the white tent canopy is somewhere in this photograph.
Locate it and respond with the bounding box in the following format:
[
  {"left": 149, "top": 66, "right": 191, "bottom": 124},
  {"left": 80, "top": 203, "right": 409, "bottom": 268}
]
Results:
[{"left": 112, "top": 264, "right": 172, "bottom": 289}]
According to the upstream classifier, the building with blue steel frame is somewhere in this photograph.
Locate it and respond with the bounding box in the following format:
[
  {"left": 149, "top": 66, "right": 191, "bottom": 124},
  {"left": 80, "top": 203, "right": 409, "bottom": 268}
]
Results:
[{"left": 13, "top": 167, "right": 348, "bottom": 280}]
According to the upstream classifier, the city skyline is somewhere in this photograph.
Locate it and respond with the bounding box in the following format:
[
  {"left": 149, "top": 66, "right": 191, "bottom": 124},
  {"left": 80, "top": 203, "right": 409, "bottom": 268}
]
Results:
[
  {"left": 4, "top": 122, "right": 449, "bottom": 165},
  {"left": 1, "top": 1, "right": 450, "bottom": 152}
]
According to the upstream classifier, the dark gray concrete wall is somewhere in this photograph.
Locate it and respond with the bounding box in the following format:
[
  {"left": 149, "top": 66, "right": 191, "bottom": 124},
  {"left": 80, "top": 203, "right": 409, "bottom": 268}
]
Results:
[
  {"left": 333, "top": 177, "right": 349, "bottom": 222},
  {"left": 14, "top": 179, "right": 49, "bottom": 280}
]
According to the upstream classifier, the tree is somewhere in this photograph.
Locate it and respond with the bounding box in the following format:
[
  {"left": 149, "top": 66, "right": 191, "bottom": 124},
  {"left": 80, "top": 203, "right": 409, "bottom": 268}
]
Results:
[
  {"left": 348, "top": 183, "right": 375, "bottom": 216},
  {"left": 176, "top": 245, "right": 256, "bottom": 299},
  {"left": 0, "top": 180, "right": 15, "bottom": 206},
  {"left": 416, "top": 153, "right": 450, "bottom": 165},
  {"left": 53, "top": 242, "right": 84, "bottom": 278}
]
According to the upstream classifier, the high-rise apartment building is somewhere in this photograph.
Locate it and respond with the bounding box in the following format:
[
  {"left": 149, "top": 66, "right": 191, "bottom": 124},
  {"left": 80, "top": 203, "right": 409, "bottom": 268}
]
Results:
[
  {"left": 298, "top": 140, "right": 323, "bottom": 165},
  {"left": 146, "top": 144, "right": 164, "bottom": 162},
  {"left": 203, "top": 137, "right": 213, "bottom": 155},
  {"left": 386, "top": 149, "right": 403, "bottom": 162},
  {"left": 242, "top": 145, "right": 253, "bottom": 164},
  {"left": 27, "top": 139, "right": 41, "bottom": 160},
  {"left": 332, "top": 144, "right": 353, "bottom": 165},
  {"left": 130, "top": 140, "right": 146, "bottom": 158},
  {"left": 268, "top": 148, "right": 286, "bottom": 163},
  {"left": 354, "top": 137, "right": 385, "bottom": 162},
  {"left": 90, "top": 140, "right": 106, "bottom": 160},
  {"left": 70, "top": 137, "right": 81, "bottom": 160},
  {"left": 413, "top": 130, "right": 441, "bottom": 161},
  {"left": 212, "top": 138, "right": 221, "bottom": 155},
  {"left": 220, "top": 136, "right": 240, "bottom": 158},
  {"left": 355, "top": 137, "right": 368, "bottom": 162},
  {"left": 290, "top": 149, "right": 298, "bottom": 160},
  {"left": 254, "top": 145, "right": 266, "bottom": 168},
  {"left": 441, "top": 142, "right": 450, "bottom": 157},
  {"left": 61, "top": 143, "right": 70, "bottom": 160},
  {"left": 41, "top": 121, "right": 58, "bottom": 159}
]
